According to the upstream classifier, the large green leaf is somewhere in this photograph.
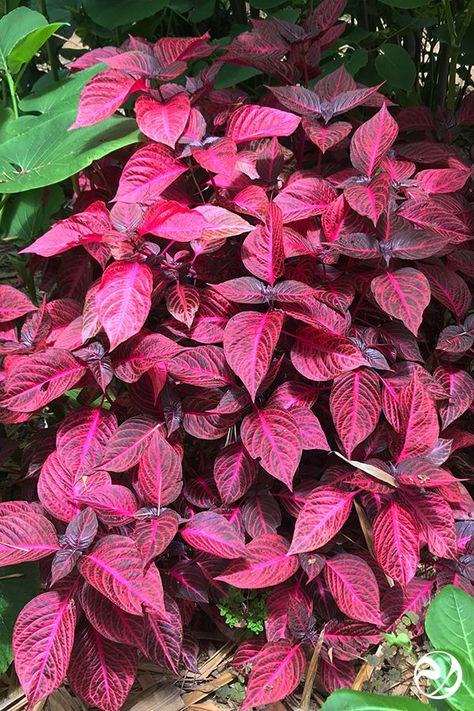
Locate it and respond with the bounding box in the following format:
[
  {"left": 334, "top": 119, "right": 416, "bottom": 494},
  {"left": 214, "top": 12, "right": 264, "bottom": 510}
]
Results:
[
  {"left": 0, "top": 66, "right": 140, "bottom": 193},
  {"left": 0, "top": 6, "right": 61, "bottom": 73},
  {"left": 379, "top": 0, "right": 431, "bottom": 7},
  {"left": 215, "top": 63, "right": 263, "bottom": 89},
  {"left": 0, "top": 563, "right": 40, "bottom": 674},
  {"left": 8, "top": 22, "right": 64, "bottom": 74},
  {"left": 320, "top": 689, "right": 432, "bottom": 711},
  {"left": 375, "top": 44, "right": 416, "bottom": 91},
  {"left": 83, "top": 0, "right": 169, "bottom": 28},
  {"left": 2, "top": 185, "right": 64, "bottom": 245}
]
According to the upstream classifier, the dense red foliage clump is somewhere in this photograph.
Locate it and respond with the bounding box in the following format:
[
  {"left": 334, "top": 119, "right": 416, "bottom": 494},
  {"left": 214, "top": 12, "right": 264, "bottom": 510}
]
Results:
[{"left": 0, "top": 1, "right": 473, "bottom": 708}]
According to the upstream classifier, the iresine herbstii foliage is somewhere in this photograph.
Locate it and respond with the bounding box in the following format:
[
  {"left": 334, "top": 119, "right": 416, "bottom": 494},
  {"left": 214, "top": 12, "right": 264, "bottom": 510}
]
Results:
[{"left": 0, "top": 1, "right": 473, "bottom": 709}]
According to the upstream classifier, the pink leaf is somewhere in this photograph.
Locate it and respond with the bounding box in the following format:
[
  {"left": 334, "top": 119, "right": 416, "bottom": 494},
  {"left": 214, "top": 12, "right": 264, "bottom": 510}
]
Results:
[
  {"left": 216, "top": 534, "right": 299, "bottom": 589},
  {"left": 78, "top": 535, "right": 166, "bottom": 617},
  {"left": 302, "top": 119, "right": 352, "bottom": 153},
  {"left": 0, "top": 511, "right": 59, "bottom": 565},
  {"left": 194, "top": 204, "right": 253, "bottom": 240},
  {"left": 291, "top": 327, "right": 366, "bottom": 381},
  {"left": 274, "top": 177, "right": 337, "bottom": 222},
  {"left": 241, "top": 406, "right": 302, "bottom": 488},
  {"left": 241, "top": 641, "right": 306, "bottom": 710},
  {"left": 113, "top": 333, "right": 183, "bottom": 382},
  {"left": 137, "top": 430, "right": 183, "bottom": 507},
  {"left": 96, "top": 261, "right": 153, "bottom": 350},
  {"left": 13, "top": 585, "right": 77, "bottom": 706},
  {"left": 135, "top": 93, "right": 190, "bottom": 148},
  {"left": 132, "top": 510, "right": 180, "bottom": 565},
  {"left": 165, "top": 282, "right": 200, "bottom": 328},
  {"left": 408, "top": 492, "right": 457, "bottom": 559},
  {"left": 324, "top": 554, "right": 382, "bottom": 625},
  {"left": 373, "top": 500, "right": 419, "bottom": 585},
  {"left": 419, "top": 263, "right": 471, "bottom": 321},
  {"left": 101, "top": 416, "right": 162, "bottom": 472},
  {"left": 68, "top": 623, "right": 137, "bottom": 711},
  {"left": 350, "top": 104, "right": 398, "bottom": 177},
  {"left": 114, "top": 144, "right": 187, "bottom": 204},
  {"left": 226, "top": 105, "right": 300, "bottom": 143},
  {"left": 168, "top": 345, "right": 233, "bottom": 387},
  {"left": 224, "top": 310, "right": 283, "bottom": 401},
  {"left": 145, "top": 594, "right": 182, "bottom": 674},
  {"left": 0, "top": 285, "right": 36, "bottom": 321},
  {"left": 242, "top": 202, "right": 284, "bottom": 285},
  {"left": 78, "top": 484, "right": 138, "bottom": 526},
  {"left": 371, "top": 268, "right": 431, "bottom": 336},
  {"left": 394, "top": 373, "right": 439, "bottom": 462},
  {"left": 181, "top": 511, "right": 246, "bottom": 559},
  {"left": 71, "top": 71, "right": 143, "bottom": 128},
  {"left": 330, "top": 369, "right": 382, "bottom": 458},
  {"left": 289, "top": 486, "right": 354, "bottom": 554},
  {"left": 213, "top": 442, "right": 258, "bottom": 504},
  {"left": 344, "top": 172, "right": 391, "bottom": 225},
  {"left": 434, "top": 366, "right": 474, "bottom": 428},
  {"left": 57, "top": 407, "right": 117, "bottom": 480}
]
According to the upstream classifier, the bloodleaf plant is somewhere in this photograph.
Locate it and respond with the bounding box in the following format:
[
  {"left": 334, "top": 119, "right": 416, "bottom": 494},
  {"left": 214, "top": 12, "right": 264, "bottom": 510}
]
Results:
[{"left": 1, "top": 2, "right": 473, "bottom": 709}]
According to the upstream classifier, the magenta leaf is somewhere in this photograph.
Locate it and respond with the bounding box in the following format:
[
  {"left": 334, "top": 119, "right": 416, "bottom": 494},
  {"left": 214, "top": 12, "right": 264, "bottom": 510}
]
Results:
[
  {"left": 101, "top": 415, "right": 162, "bottom": 472},
  {"left": 291, "top": 327, "right": 366, "bottom": 381},
  {"left": 114, "top": 144, "right": 187, "bottom": 204},
  {"left": 224, "top": 310, "right": 283, "bottom": 401},
  {"left": 216, "top": 534, "right": 299, "bottom": 588},
  {"left": 68, "top": 623, "right": 137, "bottom": 711},
  {"left": 144, "top": 594, "right": 182, "bottom": 673},
  {"left": 434, "top": 366, "right": 474, "bottom": 428},
  {"left": 289, "top": 486, "right": 355, "bottom": 554},
  {"left": 242, "top": 202, "right": 284, "bottom": 285},
  {"left": 181, "top": 511, "right": 246, "bottom": 559},
  {"left": 165, "top": 282, "right": 200, "bottom": 328},
  {"left": 241, "top": 641, "right": 306, "bottom": 710},
  {"left": 0, "top": 285, "right": 36, "bottom": 321},
  {"left": 394, "top": 372, "right": 439, "bottom": 462},
  {"left": 13, "top": 585, "right": 78, "bottom": 706},
  {"left": 57, "top": 407, "right": 117, "bottom": 480},
  {"left": 0, "top": 511, "right": 59, "bottom": 565},
  {"left": 168, "top": 345, "right": 233, "bottom": 388},
  {"left": 135, "top": 93, "right": 190, "bottom": 148},
  {"left": 302, "top": 119, "right": 352, "bottom": 153},
  {"left": 350, "top": 104, "right": 398, "bottom": 177},
  {"left": 344, "top": 172, "right": 391, "bottom": 225},
  {"left": 71, "top": 70, "right": 144, "bottom": 128},
  {"left": 213, "top": 442, "right": 258, "bottom": 504},
  {"left": 137, "top": 429, "right": 182, "bottom": 506},
  {"left": 274, "top": 177, "right": 337, "bottom": 222},
  {"left": 132, "top": 509, "right": 180, "bottom": 565},
  {"left": 325, "top": 554, "right": 382, "bottom": 625},
  {"left": 373, "top": 500, "right": 419, "bottom": 586},
  {"left": 371, "top": 268, "right": 431, "bottom": 336},
  {"left": 323, "top": 620, "right": 381, "bottom": 661},
  {"left": 226, "top": 105, "right": 300, "bottom": 143}
]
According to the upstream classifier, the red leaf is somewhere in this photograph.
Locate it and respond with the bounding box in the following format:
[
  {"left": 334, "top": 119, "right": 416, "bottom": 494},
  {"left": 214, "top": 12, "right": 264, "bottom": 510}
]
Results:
[
  {"left": 419, "top": 263, "right": 471, "bottom": 321},
  {"left": 135, "top": 93, "right": 190, "bottom": 148},
  {"left": 169, "top": 345, "right": 233, "bottom": 387},
  {"left": 400, "top": 199, "right": 469, "bottom": 243},
  {"left": 68, "top": 623, "right": 137, "bottom": 711},
  {"left": 241, "top": 641, "right": 306, "bottom": 710},
  {"left": 114, "top": 144, "right": 187, "bottom": 204},
  {"left": 0, "top": 511, "right": 59, "bottom": 565},
  {"left": 394, "top": 373, "right": 439, "bottom": 463},
  {"left": 344, "top": 172, "right": 391, "bottom": 225},
  {"left": 350, "top": 104, "right": 398, "bottom": 177},
  {"left": 213, "top": 277, "right": 269, "bottom": 304},
  {"left": 71, "top": 70, "right": 144, "bottom": 128},
  {"left": 13, "top": 585, "right": 77, "bottom": 706},
  {"left": 224, "top": 310, "right": 283, "bottom": 401},
  {"left": 226, "top": 105, "right": 300, "bottom": 143},
  {"left": 371, "top": 268, "right": 431, "bottom": 336},
  {"left": 78, "top": 484, "right": 138, "bottom": 526},
  {"left": 330, "top": 369, "right": 382, "bottom": 458},
  {"left": 216, "top": 534, "right": 299, "bottom": 588},
  {"left": 181, "top": 511, "right": 246, "bottom": 559},
  {"left": 373, "top": 500, "right": 419, "bottom": 586},
  {"left": 57, "top": 407, "right": 117, "bottom": 480},
  {"left": 132, "top": 510, "right": 180, "bottom": 565},
  {"left": 291, "top": 327, "right": 366, "bottom": 381},
  {"left": 78, "top": 535, "right": 166, "bottom": 616},
  {"left": 418, "top": 166, "right": 469, "bottom": 194},
  {"left": 145, "top": 594, "right": 182, "bottom": 673},
  {"left": 274, "top": 177, "right": 337, "bottom": 222},
  {"left": 241, "top": 406, "right": 302, "bottom": 488},
  {"left": 408, "top": 492, "right": 457, "bottom": 559},
  {"left": 302, "top": 119, "right": 352, "bottom": 153},
  {"left": 137, "top": 430, "right": 183, "bottom": 507},
  {"left": 1, "top": 348, "right": 86, "bottom": 412},
  {"left": 289, "top": 486, "right": 354, "bottom": 554},
  {"left": 113, "top": 333, "right": 183, "bottom": 382},
  {"left": 195, "top": 204, "right": 253, "bottom": 240},
  {"left": 242, "top": 202, "right": 284, "bottom": 285},
  {"left": 214, "top": 442, "right": 258, "bottom": 504},
  {"left": 96, "top": 261, "right": 153, "bottom": 350},
  {"left": 290, "top": 406, "right": 330, "bottom": 451},
  {"left": 324, "top": 554, "right": 382, "bottom": 625},
  {"left": 434, "top": 366, "right": 474, "bottom": 428},
  {"left": 101, "top": 416, "right": 162, "bottom": 472},
  {"left": 0, "top": 285, "right": 36, "bottom": 321},
  {"left": 165, "top": 282, "right": 200, "bottom": 328}
]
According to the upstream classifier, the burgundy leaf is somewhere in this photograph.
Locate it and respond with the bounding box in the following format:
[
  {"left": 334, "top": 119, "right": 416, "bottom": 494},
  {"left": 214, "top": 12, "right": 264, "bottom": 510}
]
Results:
[
  {"left": 145, "top": 594, "right": 183, "bottom": 673},
  {"left": 137, "top": 430, "right": 182, "bottom": 506},
  {"left": 78, "top": 484, "right": 138, "bottom": 526},
  {"left": 371, "top": 268, "right": 431, "bottom": 336},
  {"left": 291, "top": 327, "right": 366, "bottom": 381},
  {"left": 57, "top": 407, "right": 117, "bottom": 480},
  {"left": 101, "top": 416, "right": 162, "bottom": 472},
  {"left": 224, "top": 310, "right": 283, "bottom": 401},
  {"left": 394, "top": 373, "right": 439, "bottom": 463},
  {"left": 418, "top": 263, "right": 471, "bottom": 321},
  {"left": 324, "top": 620, "right": 381, "bottom": 661},
  {"left": 434, "top": 366, "right": 474, "bottom": 428},
  {"left": 113, "top": 333, "right": 183, "bottom": 382},
  {"left": 289, "top": 486, "right": 354, "bottom": 554},
  {"left": 168, "top": 345, "right": 233, "bottom": 387},
  {"left": 408, "top": 492, "right": 457, "bottom": 559},
  {"left": 241, "top": 202, "right": 284, "bottom": 285},
  {"left": 0, "top": 511, "right": 59, "bottom": 565},
  {"left": 216, "top": 534, "right": 299, "bottom": 588},
  {"left": 373, "top": 500, "right": 419, "bottom": 586},
  {"left": 13, "top": 585, "right": 77, "bottom": 706},
  {"left": 274, "top": 177, "right": 337, "bottom": 222},
  {"left": 241, "top": 641, "right": 306, "bottom": 710},
  {"left": 344, "top": 172, "right": 391, "bottom": 225},
  {"left": 214, "top": 442, "right": 258, "bottom": 504},
  {"left": 181, "top": 511, "right": 246, "bottom": 559},
  {"left": 302, "top": 119, "right": 352, "bottom": 153},
  {"left": 135, "top": 93, "right": 190, "bottom": 148},
  {"left": 324, "top": 554, "right": 382, "bottom": 625},
  {"left": 350, "top": 104, "right": 399, "bottom": 177},
  {"left": 114, "top": 144, "right": 187, "bottom": 204},
  {"left": 227, "top": 105, "right": 300, "bottom": 143},
  {"left": 0, "top": 285, "right": 36, "bottom": 321},
  {"left": 132, "top": 509, "right": 180, "bottom": 565},
  {"left": 68, "top": 623, "right": 137, "bottom": 711}
]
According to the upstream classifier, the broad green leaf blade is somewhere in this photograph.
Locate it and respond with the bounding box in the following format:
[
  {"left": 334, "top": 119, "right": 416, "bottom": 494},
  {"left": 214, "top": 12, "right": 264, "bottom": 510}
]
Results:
[
  {"left": 0, "top": 563, "right": 40, "bottom": 674},
  {"left": 380, "top": 0, "right": 431, "bottom": 7},
  {"left": 8, "top": 22, "right": 64, "bottom": 74},
  {"left": 421, "top": 651, "right": 474, "bottom": 711},
  {"left": 1, "top": 185, "right": 64, "bottom": 245},
  {"left": 321, "top": 689, "right": 431, "bottom": 711},
  {"left": 426, "top": 585, "right": 474, "bottom": 668},
  {"left": 83, "top": 0, "right": 169, "bottom": 28},
  {"left": 215, "top": 64, "right": 263, "bottom": 89},
  {"left": 19, "top": 65, "right": 104, "bottom": 114},
  {"left": 375, "top": 44, "right": 416, "bottom": 91},
  {"left": 0, "top": 7, "right": 47, "bottom": 71}
]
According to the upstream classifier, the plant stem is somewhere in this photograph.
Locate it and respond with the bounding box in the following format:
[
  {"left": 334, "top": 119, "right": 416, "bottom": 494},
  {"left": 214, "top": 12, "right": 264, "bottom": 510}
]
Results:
[
  {"left": 300, "top": 630, "right": 325, "bottom": 711},
  {"left": 38, "top": 0, "right": 59, "bottom": 81},
  {"left": 5, "top": 71, "right": 18, "bottom": 117}
]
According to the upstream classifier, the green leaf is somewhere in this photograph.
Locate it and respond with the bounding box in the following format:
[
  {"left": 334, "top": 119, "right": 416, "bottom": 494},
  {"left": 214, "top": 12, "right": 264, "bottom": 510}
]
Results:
[
  {"left": 375, "top": 44, "right": 416, "bottom": 90},
  {"left": 2, "top": 185, "right": 64, "bottom": 245},
  {"left": 0, "top": 65, "right": 140, "bottom": 193},
  {"left": 426, "top": 586, "right": 474, "bottom": 668},
  {"left": 8, "top": 22, "right": 64, "bottom": 74},
  {"left": 345, "top": 48, "right": 369, "bottom": 76},
  {"left": 379, "top": 0, "right": 432, "bottom": 7},
  {"left": 250, "top": 0, "right": 285, "bottom": 8},
  {"left": 215, "top": 64, "right": 263, "bottom": 89},
  {"left": 321, "top": 689, "right": 432, "bottom": 711},
  {"left": 83, "top": 0, "right": 169, "bottom": 28},
  {"left": 189, "top": 0, "right": 215, "bottom": 22},
  {"left": 0, "top": 563, "right": 40, "bottom": 674},
  {"left": 0, "top": 7, "right": 46, "bottom": 70}
]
